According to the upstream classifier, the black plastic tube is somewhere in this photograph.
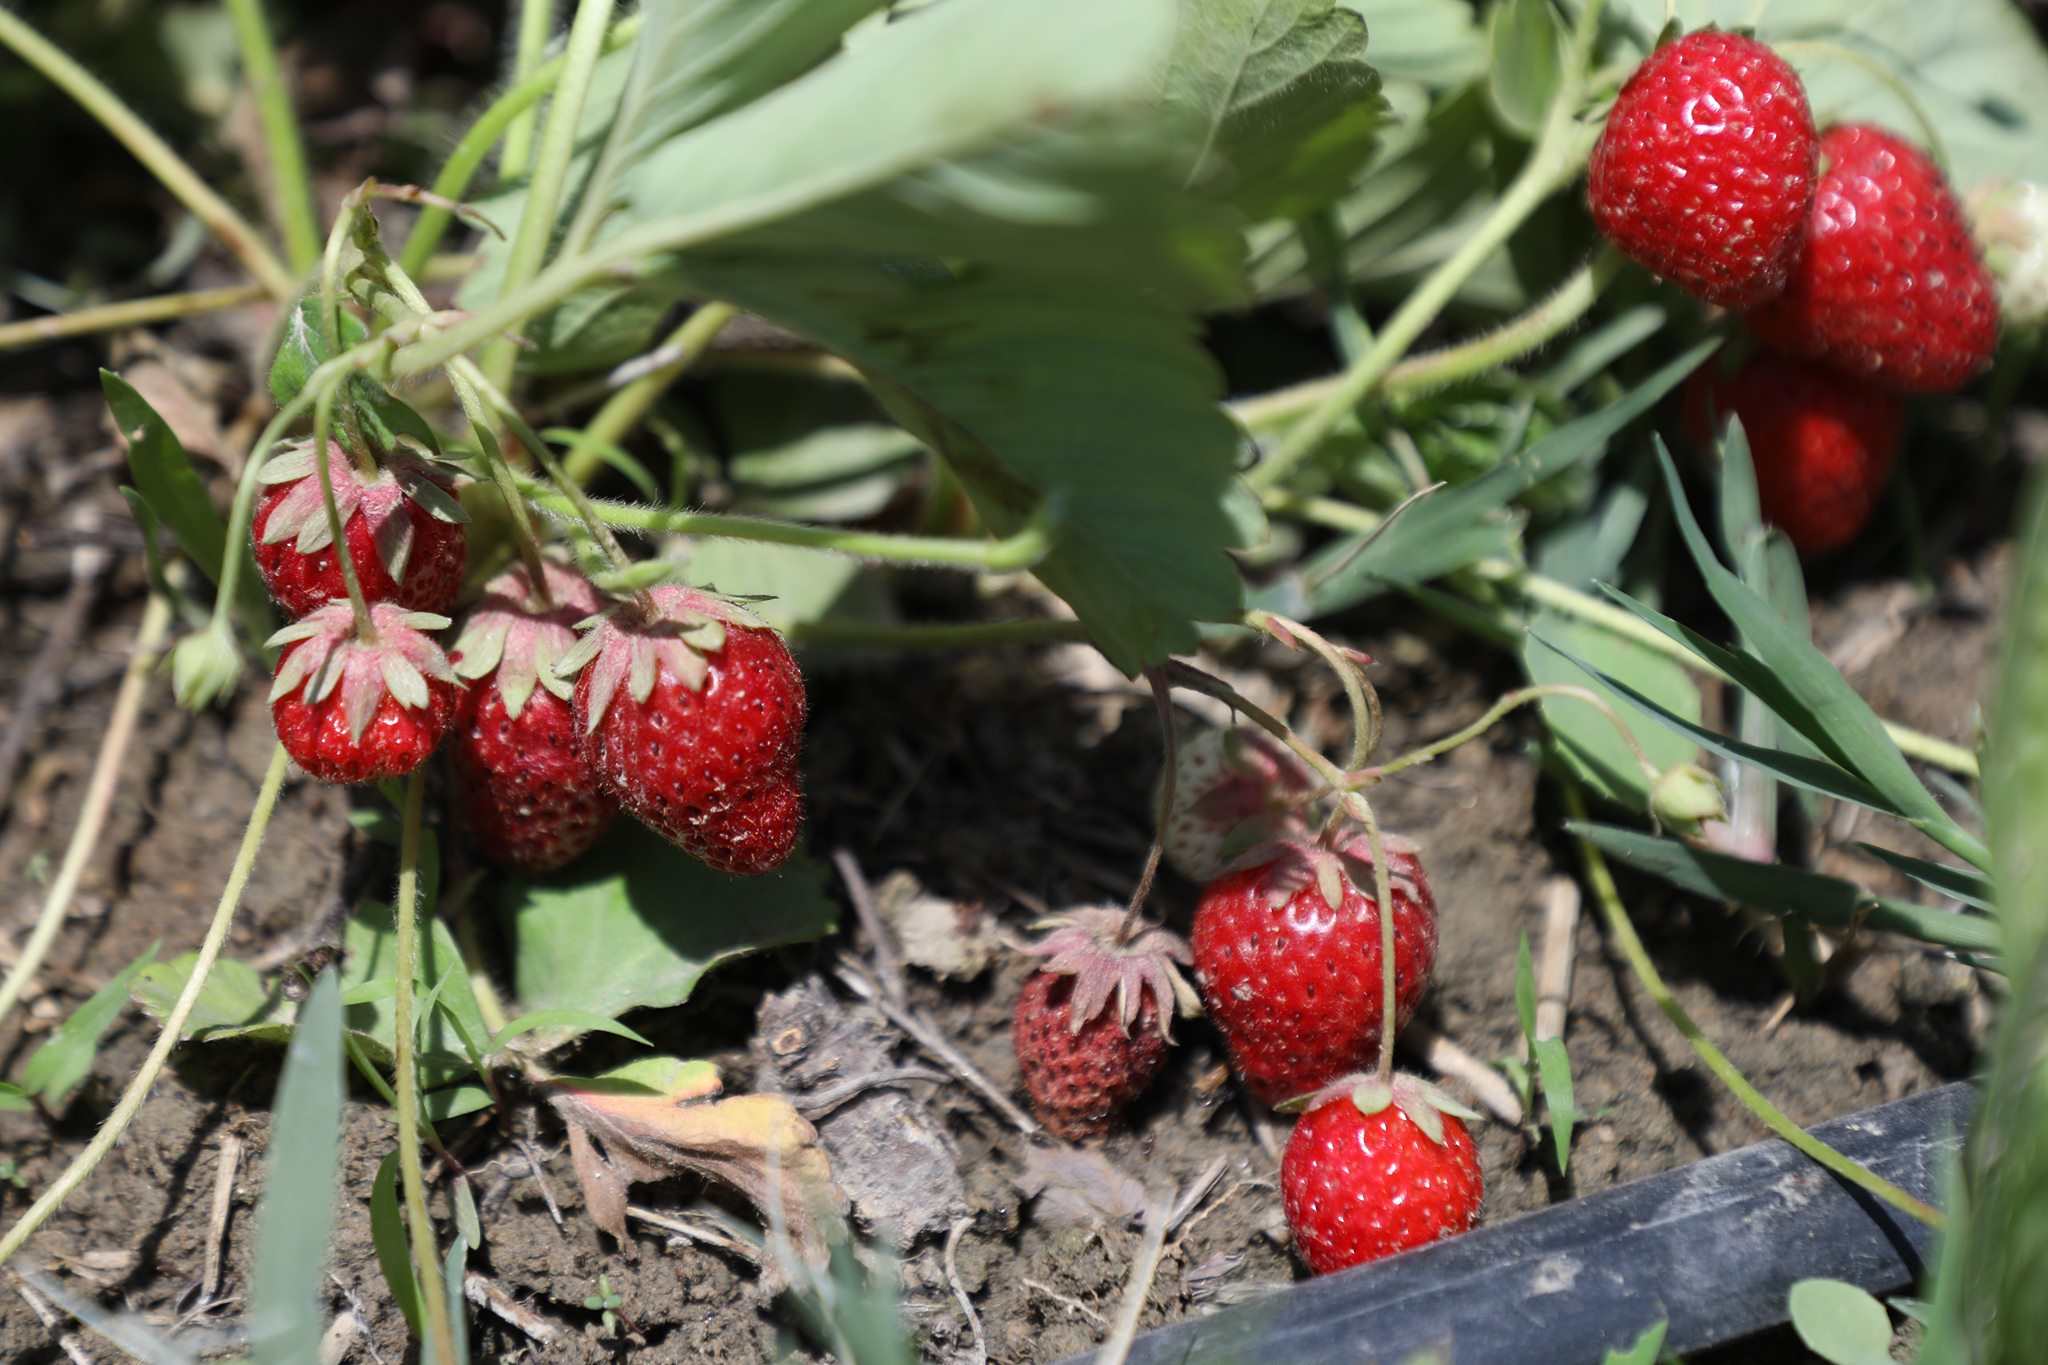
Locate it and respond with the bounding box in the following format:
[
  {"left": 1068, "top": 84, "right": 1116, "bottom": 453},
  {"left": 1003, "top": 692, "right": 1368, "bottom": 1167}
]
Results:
[{"left": 1083, "top": 1082, "right": 1969, "bottom": 1365}]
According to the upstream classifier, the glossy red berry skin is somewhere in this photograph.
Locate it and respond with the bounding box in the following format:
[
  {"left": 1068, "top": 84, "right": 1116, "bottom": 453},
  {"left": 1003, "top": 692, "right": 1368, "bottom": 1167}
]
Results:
[
  {"left": 252, "top": 446, "right": 464, "bottom": 618},
  {"left": 1192, "top": 850, "right": 1437, "bottom": 1107},
  {"left": 268, "top": 603, "right": 461, "bottom": 785},
  {"left": 274, "top": 682, "right": 459, "bottom": 785},
  {"left": 452, "top": 684, "right": 617, "bottom": 874},
  {"left": 1684, "top": 356, "right": 1903, "bottom": 556},
  {"left": 1747, "top": 124, "right": 2000, "bottom": 393},
  {"left": 1588, "top": 31, "right": 1818, "bottom": 309},
  {"left": 1282, "top": 1091, "right": 1483, "bottom": 1274},
  {"left": 1013, "top": 973, "right": 1168, "bottom": 1139},
  {"left": 571, "top": 589, "right": 807, "bottom": 876}
]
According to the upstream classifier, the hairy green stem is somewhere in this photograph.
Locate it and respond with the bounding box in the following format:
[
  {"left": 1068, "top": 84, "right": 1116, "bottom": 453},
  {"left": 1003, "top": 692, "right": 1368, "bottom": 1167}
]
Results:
[
  {"left": 0, "top": 744, "right": 291, "bottom": 1268},
  {"left": 521, "top": 480, "right": 1062, "bottom": 571},
  {"left": 1232, "top": 250, "right": 1620, "bottom": 434},
  {"left": 1162, "top": 660, "right": 1356, "bottom": 798},
  {"left": 1247, "top": 610, "right": 1381, "bottom": 770},
  {"left": 397, "top": 14, "right": 644, "bottom": 276},
  {"left": 0, "top": 284, "right": 270, "bottom": 351},
  {"left": 481, "top": 0, "right": 615, "bottom": 393},
  {"left": 498, "top": 0, "right": 559, "bottom": 181},
  {"left": 1246, "top": 85, "right": 1595, "bottom": 491},
  {"left": 394, "top": 770, "right": 459, "bottom": 1361},
  {"left": 1358, "top": 800, "right": 1399, "bottom": 1086},
  {"left": 222, "top": 0, "right": 319, "bottom": 272},
  {"left": 1565, "top": 782, "right": 1945, "bottom": 1228},
  {"left": 1369, "top": 683, "right": 1657, "bottom": 785},
  {"left": 0, "top": 8, "right": 295, "bottom": 300},
  {"left": 561, "top": 304, "right": 738, "bottom": 486},
  {"left": 0, "top": 594, "right": 172, "bottom": 1029}
]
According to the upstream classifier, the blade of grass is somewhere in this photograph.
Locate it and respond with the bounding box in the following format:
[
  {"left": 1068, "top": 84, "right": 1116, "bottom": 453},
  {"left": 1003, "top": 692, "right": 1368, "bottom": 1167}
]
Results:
[
  {"left": 222, "top": 0, "right": 319, "bottom": 271},
  {"left": 248, "top": 970, "right": 344, "bottom": 1365}
]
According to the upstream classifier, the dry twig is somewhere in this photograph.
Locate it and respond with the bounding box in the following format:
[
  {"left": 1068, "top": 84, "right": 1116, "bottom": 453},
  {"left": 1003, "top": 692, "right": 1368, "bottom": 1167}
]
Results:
[
  {"left": 944, "top": 1216, "right": 987, "bottom": 1365},
  {"left": 835, "top": 957, "right": 1041, "bottom": 1136},
  {"left": 464, "top": 1272, "right": 562, "bottom": 1345},
  {"left": 200, "top": 1134, "right": 243, "bottom": 1304},
  {"left": 1400, "top": 1021, "right": 1522, "bottom": 1126}
]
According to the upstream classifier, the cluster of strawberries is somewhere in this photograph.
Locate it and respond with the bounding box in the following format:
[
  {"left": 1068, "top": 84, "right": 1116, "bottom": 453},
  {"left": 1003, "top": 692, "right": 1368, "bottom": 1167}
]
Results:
[
  {"left": 254, "top": 438, "right": 806, "bottom": 876},
  {"left": 1587, "top": 30, "right": 2000, "bottom": 555},
  {"left": 1010, "top": 729, "right": 1482, "bottom": 1276}
]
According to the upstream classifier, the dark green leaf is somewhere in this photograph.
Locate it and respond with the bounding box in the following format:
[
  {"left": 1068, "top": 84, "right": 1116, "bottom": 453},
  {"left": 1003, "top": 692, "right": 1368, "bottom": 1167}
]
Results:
[
  {"left": 340, "top": 902, "right": 486, "bottom": 1088},
  {"left": 103, "top": 371, "right": 228, "bottom": 584},
  {"left": 1341, "top": 0, "right": 1487, "bottom": 89},
  {"left": 1525, "top": 618, "right": 1701, "bottom": 811},
  {"left": 0, "top": 1081, "right": 34, "bottom": 1113},
  {"left": 371, "top": 1153, "right": 424, "bottom": 1338},
  {"left": 249, "top": 971, "right": 343, "bottom": 1365},
  {"left": 22, "top": 943, "right": 157, "bottom": 1107},
  {"left": 132, "top": 954, "right": 295, "bottom": 1044},
  {"left": 1297, "top": 339, "right": 1716, "bottom": 615},
  {"left": 422, "top": 1082, "right": 495, "bottom": 1123},
  {"left": 489, "top": 1009, "right": 655, "bottom": 1054},
  {"left": 1533, "top": 1035, "right": 1576, "bottom": 1175},
  {"left": 270, "top": 296, "right": 368, "bottom": 407},
  {"left": 1858, "top": 844, "right": 1995, "bottom": 911},
  {"left": 499, "top": 823, "right": 836, "bottom": 1020},
  {"left": 1567, "top": 821, "right": 2001, "bottom": 958},
  {"left": 1514, "top": 931, "right": 1538, "bottom": 1041},
  {"left": 441, "top": 1235, "right": 470, "bottom": 1365},
  {"left": 1163, "top": 0, "right": 1389, "bottom": 218},
  {"left": 117, "top": 487, "right": 176, "bottom": 604}
]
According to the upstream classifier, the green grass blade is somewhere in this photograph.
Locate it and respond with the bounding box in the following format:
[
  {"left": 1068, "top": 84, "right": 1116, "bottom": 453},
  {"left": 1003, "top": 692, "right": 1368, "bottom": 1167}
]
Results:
[
  {"left": 249, "top": 970, "right": 344, "bottom": 1365},
  {"left": 1857, "top": 845, "right": 1995, "bottom": 911},
  {"left": 372, "top": 1152, "right": 426, "bottom": 1337}
]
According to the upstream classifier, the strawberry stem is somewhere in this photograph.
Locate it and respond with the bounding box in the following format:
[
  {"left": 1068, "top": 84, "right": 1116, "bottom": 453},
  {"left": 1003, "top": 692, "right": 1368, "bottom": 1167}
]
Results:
[
  {"left": 0, "top": 744, "right": 290, "bottom": 1268},
  {"left": 311, "top": 384, "right": 378, "bottom": 636},
  {"left": 393, "top": 768, "right": 461, "bottom": 1362},
  {"left": 557, "top": 303, "right": 738, "bottom": 489},
  {"left": 1118, "top": 668, "right": 1175, "bottom": 942},
  {"left": 1247, "top": 610, "right": 1381, "bottom": 769},
  {"left": 1348, "top": 796, "right": 1401, "bottom": 1088},
  {"left": 1564, "top": 781, "right": 1946, "bottom": 1228},
  {"left": 1365, "top": 684, "right": 1659, "bottom": 787}
]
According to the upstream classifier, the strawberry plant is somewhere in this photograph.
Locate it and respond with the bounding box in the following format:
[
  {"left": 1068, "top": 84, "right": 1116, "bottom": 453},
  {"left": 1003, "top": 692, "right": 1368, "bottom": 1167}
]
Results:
[{"left": 0, "top": 0, "right": 2044, "bottom": 1359}]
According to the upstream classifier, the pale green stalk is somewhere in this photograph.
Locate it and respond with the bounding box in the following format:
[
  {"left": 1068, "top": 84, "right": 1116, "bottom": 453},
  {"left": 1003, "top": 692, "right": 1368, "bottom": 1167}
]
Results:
[
  {"left": 498, "top": 0, "right": 559, "bottom": 180},
  {"left": 480, "top": 0, "right": 616, "bottom": 393},
  {"left": 561, "top": 304, "right": 738, "bottom": 485},
  {"left": 394, "top": 770, "right": 459, "bottom": 1362},
  {"left": 0, "top": 7, "right": 294, "bottom": 299},
  {"left": 0, "top": 745, "right": 292, "bottom": 1268},
  {"left": 223, "top": 0, "right": 320, "bottom": 271},
  {"left": 0, "top": 284, "right": 269, "bottom": 351}
]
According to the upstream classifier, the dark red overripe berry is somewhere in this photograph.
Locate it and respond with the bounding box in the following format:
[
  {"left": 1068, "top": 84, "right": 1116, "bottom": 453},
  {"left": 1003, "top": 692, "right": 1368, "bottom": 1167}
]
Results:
[
  {"left": 450, "top": 561, "right": 617, "bottom": 874},
  {"left": 1747, "top": 124, "right": 2000, "bottom": 393},
  {"left": 253, "top": 439, "right": 467, "bottom": 618},
  {"left": 1011, "top": 910, "right": 1197, "bottom": 1139},
  {"left": 563, "top": 585, "right": 806, "bottom": 876},
  {"left": 1160, "top": 726, "right": 1314, "bottom": 884},
  {"left": 1192, "top": 833, "right": 1437, "bottom": 1107},
  {"left": 268, "top": 601, "right": 460, "bottom": 784},
  {"left": 1684, "top": 355, "right": 1903, "bottom": 556},
  {"left": 1281, "top": 1073, "right": 1484, "bottom": 1274},
  {"left": 1588, "top": 31, "right": 1818, "bottom": 309}
]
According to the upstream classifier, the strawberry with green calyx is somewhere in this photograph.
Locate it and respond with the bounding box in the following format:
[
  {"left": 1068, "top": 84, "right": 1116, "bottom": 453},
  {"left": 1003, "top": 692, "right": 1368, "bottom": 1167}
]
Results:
[
  {"left": 560, "top": 584, "right": 807, "bottom": 877},
  {"left": 450, "top": 561, "right": 618, "bottom": 874},
  {"left": 1012, "top": 908, "right": 1200, "bottom": 1139},
  {"left": 1192, "top": 830, "right": 1438, "bottom": 1106},
  {"left": 1280, "top": 1071, "right": 1484, "bottom": 1274},
  {"left": 1160, "top": 725, "right": 1316, "bottom": 883},
  {"left": 1587, "top": 30, "right": 1818, "bottom": 309},
  {"left": 253, "top": 438, "right": 467, "bottom": 618},
  {"left": 1746, "top": 123, "right": 2000, "bottom": 394},
  {"left": 269, "top": 601, "right": 461, "bottom": 784}
]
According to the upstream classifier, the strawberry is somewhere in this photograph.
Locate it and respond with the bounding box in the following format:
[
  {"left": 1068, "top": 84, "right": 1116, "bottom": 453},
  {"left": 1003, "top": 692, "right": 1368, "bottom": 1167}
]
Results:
[
  {"left": 1684, "top": 355, "right": 1903, "bottom": 556},
  {"left": 1747, "top": 123, "right": 2000, "bottom": 393},
  {"left": 1587, "top": 31, "right": 1818, "bottom": 309},
  {"left": 561, "top": 585, "right": 806, "bottom": 876},
  {"left": 449, "top": 561, "right": 618, "bottom": 874},
  {"left": 1192, "top": 833, "right": 1437, "bottom": 1107},
  {"left": 1160, "top": 726, "right": 1314, "bottom": 883},
  {"left": 268, "top": 601, "right": 461, "bottom": 784},
  {"left": 1011, "top": 909, "right": 1198, "bottom": 1139},
  {"left": 1281, "top": 1072, "right": 1484, "bottom": 1274},
  {"left": 253, "top": 438, "right": 467, "bottom": 618}
]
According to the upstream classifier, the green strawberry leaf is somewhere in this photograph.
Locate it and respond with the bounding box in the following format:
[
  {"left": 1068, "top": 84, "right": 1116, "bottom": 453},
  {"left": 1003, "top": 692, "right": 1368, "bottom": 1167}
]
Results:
[
  {"left": 498, "top": 823, "right": 836, "bottom": 1021},
  {"left": 1789, "top": 1278, "right": 1895, "bottom": 1365},
  {"left": 21, "top": 943, "right": 158, "bottom": 1108},
  {"left": 1163, "top": 0, "right": 1390, "bottom": 219},
  {"left": 132, "top": 955, "right": 296, "bottom": 1045}
]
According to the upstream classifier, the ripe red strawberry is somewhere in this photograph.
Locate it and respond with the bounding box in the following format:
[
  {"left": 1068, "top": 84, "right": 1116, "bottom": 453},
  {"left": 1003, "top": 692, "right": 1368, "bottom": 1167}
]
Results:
[
  {"left": 1747, "top": 124, "right": 2000, "bottom": 393},
  {"left": 1684, "top": 355, "right": 1903, "bottom": 556},
  {"left": 450, "top": 561, "right": 617, "bottom": 874},
  {"left": 269, "top": 601, "right": 460, "bottom": 784},
  {"left": 1192, "top": 833, "right": 1438, "bottom": 1107},
  {"left": 1281, "top": 1073, "right": 1484, "bottom": 1274},
  {"left": 1011, "top": 910, "right": 1197, "bottom": 1139},
  {"left": 1588, "top": 31, "right": 1818, "bottom": 309},
  {"left": 563, "top": 585, "right": 806, "bottom": 876},
  {"left": 253, "top": 439, "right": 467, "bottom": 618},
  {"left": 1160, "top": 726, "right": 1314, "bottom": 884}
]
